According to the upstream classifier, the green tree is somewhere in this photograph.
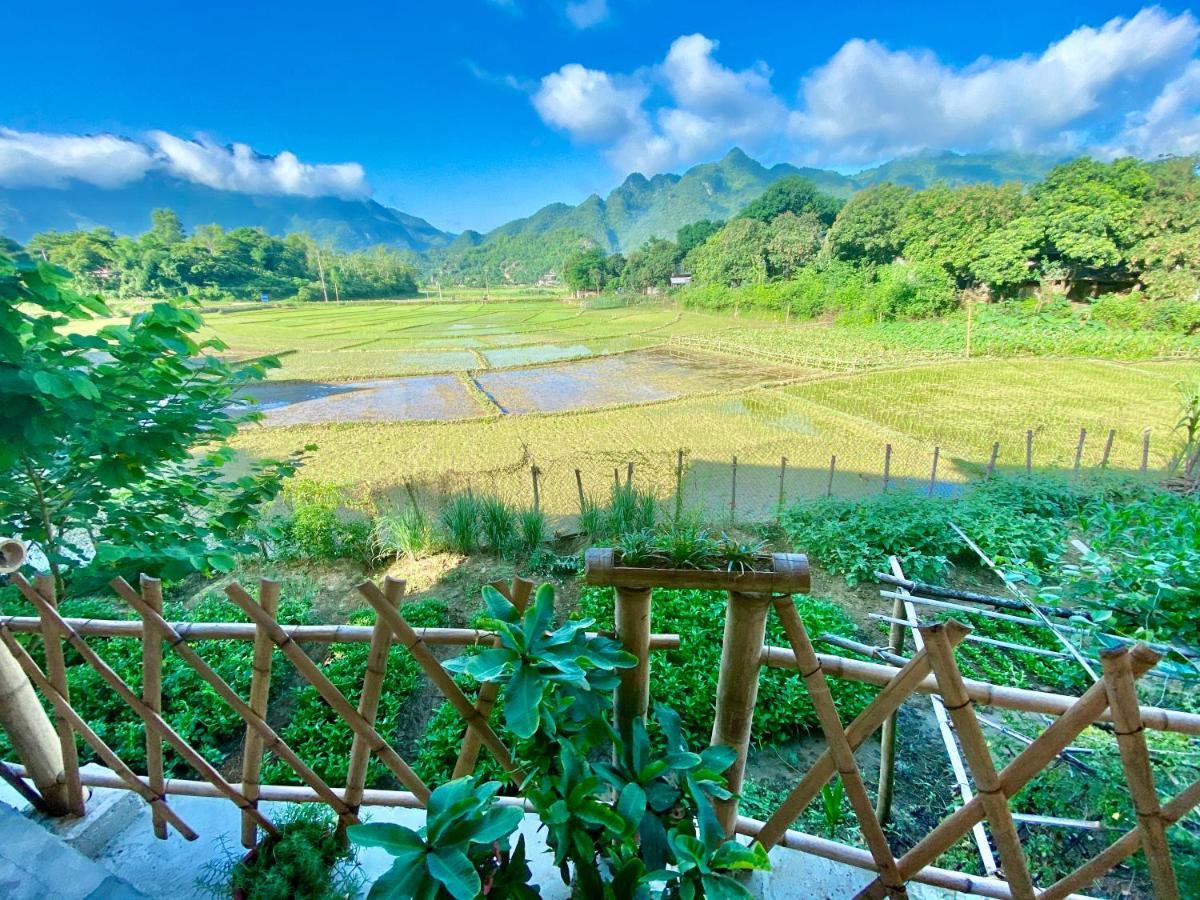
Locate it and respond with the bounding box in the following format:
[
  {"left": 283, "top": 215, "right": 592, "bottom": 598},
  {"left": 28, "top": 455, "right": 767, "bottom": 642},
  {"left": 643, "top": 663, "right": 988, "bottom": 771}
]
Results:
[
  {"left": 685, "top": 218, "right": 770, "bottom": 287},
  {"left": 765, "top": 211, "right": 823, "bottom": 279},
  {"left": 676, "top": 220, "right": 723, "bottom": 256},
  {"left": 900, "top": 183, "right": 1027, "bottom": 284},
  {"left": 738, "top": 176, "right": 841, "bottom": 226},
  {"left": 826, "top": 183, "right": 914, "bottom": 265},
  {"left": 0, "top": 253, "right": 306, "bottom": 593},
  {"left": 622, "top": 238, "right": 679, "bottom": 291},
  {"left": 563, "top": 247, "right": 609, "bottom": 292}
]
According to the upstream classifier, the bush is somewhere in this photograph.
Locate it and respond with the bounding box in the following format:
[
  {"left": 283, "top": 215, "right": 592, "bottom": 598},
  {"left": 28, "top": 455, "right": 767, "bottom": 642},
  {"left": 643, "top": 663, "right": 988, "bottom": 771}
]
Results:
[
  {"left": 577, "top": 586, "right": 873, "bottom": 746},
  {"left": 277, "top": 481, "right": 372, "bottom": 563}
]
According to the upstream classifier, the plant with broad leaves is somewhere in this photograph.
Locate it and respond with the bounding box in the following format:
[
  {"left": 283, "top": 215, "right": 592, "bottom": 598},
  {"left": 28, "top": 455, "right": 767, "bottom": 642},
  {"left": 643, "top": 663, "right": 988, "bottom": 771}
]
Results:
[
  {"left": 347, "top": 776, "right": 530, "bottom": 899},
  {"left": 595, "top": 706, "right": 737, "bottom": 871},
  {"left": 657, "top": 829, "right": 770, "bottom": 900},
  {"left": 445, "top": 582, "right": 636, "bottom": 739}
]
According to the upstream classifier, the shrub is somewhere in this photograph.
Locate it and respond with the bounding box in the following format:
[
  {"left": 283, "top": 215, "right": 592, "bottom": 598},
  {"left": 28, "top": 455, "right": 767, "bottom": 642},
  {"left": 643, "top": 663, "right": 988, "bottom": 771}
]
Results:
[
  {"left": 517, "top": 507, "right": 547, "bottom": 552},
  {"left": 278, "top": 481, "right": 372, "bottom": 563},
  {"left": 478, "top": 495, "right": 517, "bottom": 556},
  {"left": 373, "top": 504, "right": 438, "bottom": 561},
  {"left": 439, "top": 493, "right": 481, "bottom": 554}
]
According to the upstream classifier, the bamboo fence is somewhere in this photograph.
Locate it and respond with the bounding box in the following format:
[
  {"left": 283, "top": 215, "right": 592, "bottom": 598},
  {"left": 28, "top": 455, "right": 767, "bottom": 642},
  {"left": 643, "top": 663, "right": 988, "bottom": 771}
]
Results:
[{"left": 0, "top": 554, "right": 1195, "bottom": 899}]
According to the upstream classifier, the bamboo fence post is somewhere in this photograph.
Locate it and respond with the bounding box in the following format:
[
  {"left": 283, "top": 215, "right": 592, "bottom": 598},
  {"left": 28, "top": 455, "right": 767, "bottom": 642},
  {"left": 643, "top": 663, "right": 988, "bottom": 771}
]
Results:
[
  {"left": 875, "top": 558, "right": 909, "bottom": 827},
  {"left": 1025, "top": 429, "right": 1033, "bottom": 474},
  {"left": 34, "top": 575, "right": 85, "bottom": 816},
  {"left": 1099, "top": 648, "right": 1178, "bottom": 898},
  {"left": 1073, "top": 428, "right": 1087, "bottom": 476},
  {"left": 772, "top": 597, "right": 907, "bottom": 898},
  {"left": 882, "top": 444, "right": 892, "bottom": 493},
  {"left": 756, "top": 622, "right": 970, "bottom": 850},
  {"left": 614, "top": 585, "right": 652, "bottom": 743},
  {"left": 222, "top": 583, "right": 431, "bottom": 804},
  {"left": 140, "top": 575, "right": 167, "bottom": 840},
  {"left": 1140, "top": 429, "right": 1151, "bottom": 475},
  {"left": 357, "top": 580, "right": 526, "bottom": 788},
  {"left": 614, "top": 468, "right": 620, "bottom": 488},
  {"left": 454, "top": 577, "right": 532, "bottom": 778},
  {"left": 777, "top": 456, "right": 787, "bottom": 511},
  {"left": 240, "top": 578, "right": 280, "bottom": 849},
  {"left": 711, "top": 590, "right": 771, "bottom": 835},
  {"left": 13, "top": 576, "right": 281, "bottom": 836},
  {"left": 827, "top": 454, "right": 837, "bottom": 497},
  {"left": 575, "top": 469, "right": 586, "bottom": 515},
  {"left": 626, "top": 461, "right": 634, "bottom": 486},
  {"left": 530, "top": 466, "right": 540, "bottom": 512},
  {"left": 0, "top": 628, "right": 197, "bottom": 839},
  {"left": 0, "top": 625, "right": 71, "bottom": 815},
  {"left": 346, "top": 577, "right": 405, "bottom": 812},
  {"left": 1099, "top": 429, "right": 1115, "bottom": 470},
  {"left": 674, "top": 449, "right": 685, "bottom": 523},
  {"left": 920, "top": 622, "right": 1037, "bottom": 899},
  {"left": 729, "top": 456, "right": 738, "bottom": 523},
  {"left": 927, "top": 447, "right": 940, "bottom": 496},
  {"left": 986, "top": 442, "right": 999, "bottom": 478}
]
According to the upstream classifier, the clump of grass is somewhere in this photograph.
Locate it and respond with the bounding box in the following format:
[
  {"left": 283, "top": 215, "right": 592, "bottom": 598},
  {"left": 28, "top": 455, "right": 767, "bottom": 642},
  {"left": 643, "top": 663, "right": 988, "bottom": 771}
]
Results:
[
  {"left": 440, "top": 493, "right": 481, "bottom": 554},
  {"left": 373, "top": 504, "right": 438, "bottom": 561},
  {"left": 518, "top": 507, "right": 547, "bottom": 552},
  {"left": 604, "top": 481, "right": 657, "bottom": 539},
  {"left": 579, "top": 494, "right": 605, "bottom": 541},
  {"left": 478, "top": 494, "right": 517, "bottom": 556}
]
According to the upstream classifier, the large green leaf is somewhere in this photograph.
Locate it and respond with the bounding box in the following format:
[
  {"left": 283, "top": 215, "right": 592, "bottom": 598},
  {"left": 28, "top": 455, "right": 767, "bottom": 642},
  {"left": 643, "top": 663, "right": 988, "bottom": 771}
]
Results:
[
  {"left": 427, "top": 845, "right": 481, "bottom": 900},
  {"left": 366, "top": 851, "right": 431, "bottom": 900},
  {"left": 348, "top": 822, "right": 425, "bottom": 853},
  {"left": 503, "top": 663, "right": 544, "bottom": 739},
  {"left": 472, "top": 805, "right": 523, "bottom": 843},
  {"left": 700, "top": 872, "right": 756, "bottom": 899}
]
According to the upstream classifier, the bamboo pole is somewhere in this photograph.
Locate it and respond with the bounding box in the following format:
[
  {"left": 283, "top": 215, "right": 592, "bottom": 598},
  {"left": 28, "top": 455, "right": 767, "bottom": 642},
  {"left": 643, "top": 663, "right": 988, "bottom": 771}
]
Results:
[
  {"left": 33, "top": 575, "right": 85, "bottom": 816},
  {"left": 240, "top": 579, "right": 280, "bottom": 849},
  {"left": 927, "top": 447, "right": 940, "bottom": 496},
  {"left": 223, "top": 583, "right": 430, "bottom": 803},
  {"left": 882, "top": 444, "right": 892, "bottom": 492},
  {"left": 347, "top": 577, "right": 406, "bottom": 801},
  {"left": 772, "top": 597, "right": 907, "bottom": 898},
  {"left": 777, "top": 457, "right": 787, "bottom": 511},
  {"left": 1140, "top": 429, "right": 1151, "bottom": 475},
  {"left": 614, "top": 585, "right": 652, "bottom": 743},
  {"left": 0, "top": 624, "right": 71, "bottom": 815},
  {"left": 1072, "top": 428, "right": 1087, "bottom": 476},
  {"left": 871, "top": 614, "right": 1068, "bottom": 659},
  {"left": 986, "top": 442, "right": 999, "bottom": 478},
  {"left": 140, "top": 575, "right": 167, "bottom": 840},
  {"left": 1099, "top": 429, "right": 1115, "bottom": 470},
  {"left": 827, "top": 455, "right": 837, "bottom": 497},
  {"left": 11, "top": 576, "right": 280, "bottom": 836},
  {"left": 575, "top": 469, "right": 586, "bottom": 515},
  {"left": 357, "top": 580, "right": 526, "bottom": 788},
  {"left": 756, "top": 622, "right": 970, "bottom": 850},
  {"left": 1025, "top": 430, "right": 1033, "bottom": 474},
  {"left": 0, "top": 616, "right": 680, "bottom": 649},
  {"left": 729, "top": 456, "right": 738, "bottom": 523},
  {"left": 454, "top": 577, "right": 532, "bottom": 778},
  {"left": 0, "top": 629, "right": 197, "bottom": 839},
  {"left": 530, "top": 466, "right": 541, "bottom": 512},
  {"left": 674, "top": 449, "right": 685, "bottom": 522},
  {"left": 710, "top": 591, "right": 771, "bottom": 835},
  {"left": 875, "top": 559, "right": 908, "bottom": 827},
  {"left": 1098, "top": 649, "right": 1178, "bottom": 898}
]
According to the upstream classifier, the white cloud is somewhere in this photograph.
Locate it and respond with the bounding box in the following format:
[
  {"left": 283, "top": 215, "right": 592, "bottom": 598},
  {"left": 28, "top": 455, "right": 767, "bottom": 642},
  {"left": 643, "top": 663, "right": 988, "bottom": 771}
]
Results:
[
  {"left": 0, "top": 128, "right": 369, "bottom": 198},
  {"left": 532, "top": 63, "right": 649, "bottom": 143},
  {"left": 530, "top": 8, "right": 1200, "bottom": 175},
  {"left": 565, "top": 0, "right": 609, "bottom": 29},
  {"left": 0, "top": 129, "right": 156, "bottom": 189}
]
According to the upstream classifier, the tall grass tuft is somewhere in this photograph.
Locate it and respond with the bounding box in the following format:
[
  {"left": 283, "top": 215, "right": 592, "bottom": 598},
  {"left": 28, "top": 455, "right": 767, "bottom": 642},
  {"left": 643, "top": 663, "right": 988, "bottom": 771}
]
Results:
[
  {"left": 478, "top": 495, "right": 517, "bottom": 556},
  {"left": 440, "top": 493, "right": 481, "bottom": 554},
  {"left": 605, "top": 481, "right": 657, "bottom": 539},
  {"left": 518, "top": 507, "right": 547, "bottom": 552},
  {"left": 578, "top": 495, "right": 605, "bottom": 541},
  {"left": 374, "top": 504, "right": 438, "bottom": 561}
]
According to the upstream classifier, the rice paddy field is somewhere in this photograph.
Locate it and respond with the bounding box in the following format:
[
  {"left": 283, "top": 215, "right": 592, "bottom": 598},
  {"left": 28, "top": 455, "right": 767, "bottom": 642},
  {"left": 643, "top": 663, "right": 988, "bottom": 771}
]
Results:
[{"left": 183, "top": 294, "right": 1200, "bottom": 520}]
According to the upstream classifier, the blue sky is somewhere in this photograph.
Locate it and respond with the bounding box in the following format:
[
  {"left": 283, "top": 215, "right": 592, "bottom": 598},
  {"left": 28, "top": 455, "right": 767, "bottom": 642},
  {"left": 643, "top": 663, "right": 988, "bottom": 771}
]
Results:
[{"left": 2, "top": 1, "right": 1198, "bottom": 232}]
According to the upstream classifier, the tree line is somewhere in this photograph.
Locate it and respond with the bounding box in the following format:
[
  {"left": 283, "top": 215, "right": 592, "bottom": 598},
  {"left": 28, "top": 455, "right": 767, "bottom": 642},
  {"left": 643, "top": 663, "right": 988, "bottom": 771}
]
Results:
[
  {"left": 561, "top": 156, "right": 1200, "bottom": 331},
  {"left": 14, "top": 209, "right": 420, "bottom": 302}
]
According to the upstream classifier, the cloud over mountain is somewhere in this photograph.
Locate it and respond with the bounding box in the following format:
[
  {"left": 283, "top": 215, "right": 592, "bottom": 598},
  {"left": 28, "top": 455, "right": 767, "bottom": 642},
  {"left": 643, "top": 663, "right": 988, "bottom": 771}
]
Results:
[
  {"left": 0, "top": 128, "right": 369, "bottom": 198},
  {"left": 530, "top": 7, "right": 1200, "bottom": 172}
]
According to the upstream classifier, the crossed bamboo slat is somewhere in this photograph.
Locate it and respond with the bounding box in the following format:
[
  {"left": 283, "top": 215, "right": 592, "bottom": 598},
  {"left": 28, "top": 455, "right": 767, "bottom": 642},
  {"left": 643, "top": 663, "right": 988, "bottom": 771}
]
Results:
[
  {"left": 771, "top": 596, "right": 908, "bottom": 899},
  {"left": 239, "top": 578, "right": 280, "bottom": 848},
  {"left": 11, "top": 574, "right": 278, "bottom": 837},
  {"left": 356, "top": 580, "right": 527, "bottom": 789}
]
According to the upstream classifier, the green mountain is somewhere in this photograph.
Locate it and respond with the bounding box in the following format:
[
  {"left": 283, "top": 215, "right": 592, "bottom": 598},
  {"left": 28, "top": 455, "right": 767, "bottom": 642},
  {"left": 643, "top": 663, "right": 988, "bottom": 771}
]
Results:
[{"left": 472, "top": 148, "right": 1058, "bottom": 255}]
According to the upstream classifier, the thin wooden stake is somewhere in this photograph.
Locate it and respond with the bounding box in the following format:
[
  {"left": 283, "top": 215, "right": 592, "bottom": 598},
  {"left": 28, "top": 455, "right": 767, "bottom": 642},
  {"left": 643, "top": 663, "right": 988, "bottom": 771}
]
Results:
[
  {"left": 920, "top": 622, "right": 1037, "bottom": 898},
  {"left": 614, "top": 468, "right": 620, "bottom": 487},
  {"left": 1025, "top": 429, "right": 1033, "bottom": 474},
  {"left": 1140, "top": 428, "right": 1151, "bottom": 475},
  {"left": 875, "top": 558, "right": 908, "bottom": 828},
  {"left": 454, "top": 577, "right": 532, "bottom": 778},
  {"left": 827, "top": 454, "right": 837, "bottom": 497},
  {"left": 626, "top": 461, "right": 634, "bottom": 486},
  {"left": 777, "top": 457, "right": 787, "bottom": 511},
  {"left": 140, "top": 575, "right": 166, "bottom": 840},
  {"left": 346, "top": 578, "right": 405, "bottom": 810},
  {"left": 240, "top": 579, "right": 280, "bottom": 849},
  {"left": 1099, "top": 649, "right": 1178, "bottom": 898},
  {"left": 1099, "top": 429, "right": 1115, "bottom": 470},
  {"left": 575, "top": 468, "right": 586, "bottom": 514},
  {"left": 927, "top": 447, "right": 940, "bottom": 496},
  {"left": 882, "top": 444, "right": 892, "bottom": 493},
  {"left": 674, "top": 449, "right": 685, "bottom": 523},
  {"left": 986, "top": 442, "right": 999, "bottom": 478},
  {"left": 34, "top": 575, "right": 84, "bottom": 816},
  {"left": 1073, "top": 428, "right": 1087, "bottom": 476},
  {"left": 530, "top": 465, "right": 541, "bottom": 512},
  {"left": 729, "top": 456, "right": 738, "bottom": 523}
]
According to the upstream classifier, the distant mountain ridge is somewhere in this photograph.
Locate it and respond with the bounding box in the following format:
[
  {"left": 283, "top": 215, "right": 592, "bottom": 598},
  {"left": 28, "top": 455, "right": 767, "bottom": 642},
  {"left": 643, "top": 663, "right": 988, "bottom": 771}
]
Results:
[
  {"left": 481, "top": 148, "right": 1062, "bottom": 253},
  {"left": 0, "top": 172, "right": 453, "bottom": 251}
]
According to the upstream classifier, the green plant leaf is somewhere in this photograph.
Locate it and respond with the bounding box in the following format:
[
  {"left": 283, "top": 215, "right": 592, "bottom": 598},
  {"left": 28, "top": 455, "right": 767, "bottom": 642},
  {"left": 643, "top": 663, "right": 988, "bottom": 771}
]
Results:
[
  {"left": 348, "top": 822, "right": 425, "bottom": 853},
  {"left": 504, "top": 664, "right": 543, "bottom": 739},
  {"left": 427, "top": 846, "right": 480, "bottom": 900}
]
